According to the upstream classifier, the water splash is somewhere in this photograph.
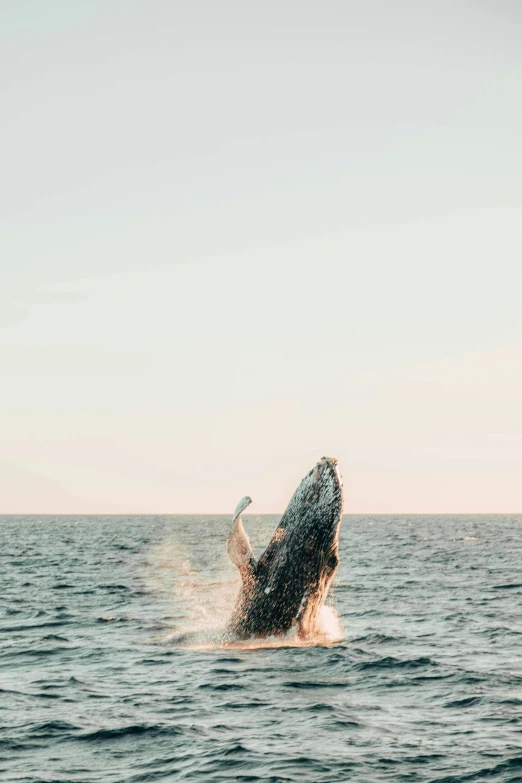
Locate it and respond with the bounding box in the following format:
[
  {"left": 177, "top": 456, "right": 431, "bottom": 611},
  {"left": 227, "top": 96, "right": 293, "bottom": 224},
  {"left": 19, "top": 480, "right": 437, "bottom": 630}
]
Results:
[
  {"left": 145, "top": 533, "right": 240, "bottom": 644},
  {"left": 147, "top": 533, "right": 343, "bottom": 650}
]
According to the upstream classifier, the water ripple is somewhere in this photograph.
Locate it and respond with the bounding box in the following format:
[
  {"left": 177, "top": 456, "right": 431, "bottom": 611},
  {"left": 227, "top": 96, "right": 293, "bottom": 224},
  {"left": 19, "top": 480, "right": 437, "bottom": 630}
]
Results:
[{"left": 0, "top": 513, "right": 520, "bottom": 782}]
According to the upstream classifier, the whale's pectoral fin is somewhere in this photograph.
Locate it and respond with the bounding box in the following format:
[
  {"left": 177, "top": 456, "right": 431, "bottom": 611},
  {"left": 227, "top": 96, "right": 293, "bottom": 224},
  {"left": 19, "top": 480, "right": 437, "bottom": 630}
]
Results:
[{"left": 227, "top": 496, "right": 257, "bottom": 581}]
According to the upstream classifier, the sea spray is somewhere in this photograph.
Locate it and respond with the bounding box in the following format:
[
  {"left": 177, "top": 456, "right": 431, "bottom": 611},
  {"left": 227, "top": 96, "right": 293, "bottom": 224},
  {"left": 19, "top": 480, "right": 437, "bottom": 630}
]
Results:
[{"left": 148, "top": 533, "right": 344, "bottom": 649}]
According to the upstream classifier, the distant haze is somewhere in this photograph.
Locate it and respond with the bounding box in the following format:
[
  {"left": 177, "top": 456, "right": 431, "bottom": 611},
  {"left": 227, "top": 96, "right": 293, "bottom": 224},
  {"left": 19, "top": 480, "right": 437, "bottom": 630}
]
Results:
[{"left": 1, "top": 1, "right": 521, "bottom": 513}]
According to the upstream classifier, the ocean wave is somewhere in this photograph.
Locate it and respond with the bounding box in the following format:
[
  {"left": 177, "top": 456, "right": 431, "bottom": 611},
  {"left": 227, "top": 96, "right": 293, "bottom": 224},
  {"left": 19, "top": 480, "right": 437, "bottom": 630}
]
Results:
[{"left": 1, "top": 513, "right": 521, "bottom": 783}]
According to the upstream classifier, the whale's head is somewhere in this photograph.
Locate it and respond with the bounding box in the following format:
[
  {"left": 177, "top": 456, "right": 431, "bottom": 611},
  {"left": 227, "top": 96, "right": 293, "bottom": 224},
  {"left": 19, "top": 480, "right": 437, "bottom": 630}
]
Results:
[
  {"left": 286, "top": 456, "right": 343, "bottom": 539},
  {"left": 234, "top": 456, "right": 344, "bottom": 639},
  {"left": 278, "top": 456, "right": 343, "bottom": 635}
]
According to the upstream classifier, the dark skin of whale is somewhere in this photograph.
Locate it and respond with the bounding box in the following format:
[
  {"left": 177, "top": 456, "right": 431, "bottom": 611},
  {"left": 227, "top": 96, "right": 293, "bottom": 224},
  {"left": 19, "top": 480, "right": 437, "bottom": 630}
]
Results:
[{"left": 227, "top": 457, "right": 344, "bottom": 640}]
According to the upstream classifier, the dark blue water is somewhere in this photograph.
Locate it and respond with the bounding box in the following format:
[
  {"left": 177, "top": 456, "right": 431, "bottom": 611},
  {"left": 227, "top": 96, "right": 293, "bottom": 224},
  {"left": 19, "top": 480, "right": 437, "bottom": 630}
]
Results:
[{"left": 1, "top": 515, "right": 521, "bottom": 782}]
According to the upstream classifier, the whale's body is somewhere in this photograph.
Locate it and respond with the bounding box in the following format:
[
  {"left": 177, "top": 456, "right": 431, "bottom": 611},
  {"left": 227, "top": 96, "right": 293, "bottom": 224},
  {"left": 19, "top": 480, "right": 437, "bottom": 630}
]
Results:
[{"left": 227, "top": 457, "right": 343, "bottom": 640}]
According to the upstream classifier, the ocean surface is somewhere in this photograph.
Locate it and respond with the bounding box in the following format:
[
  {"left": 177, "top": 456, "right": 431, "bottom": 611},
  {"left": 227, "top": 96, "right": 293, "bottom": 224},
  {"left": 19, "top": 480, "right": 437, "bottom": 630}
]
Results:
[{"left": 1, "top": 514, "right": 521, "bottom": 783}]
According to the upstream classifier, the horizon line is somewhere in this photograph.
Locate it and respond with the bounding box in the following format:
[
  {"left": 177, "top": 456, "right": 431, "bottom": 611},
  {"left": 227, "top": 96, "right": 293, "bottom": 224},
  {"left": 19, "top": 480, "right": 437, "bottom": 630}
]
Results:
[{"left": 0, "top": 511, "right": 520, "bottom": 517}]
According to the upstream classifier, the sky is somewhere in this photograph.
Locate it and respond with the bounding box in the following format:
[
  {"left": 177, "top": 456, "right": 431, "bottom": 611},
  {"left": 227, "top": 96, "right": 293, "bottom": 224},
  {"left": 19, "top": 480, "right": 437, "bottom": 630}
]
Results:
[{"left": 1, "top": 1, "right": 521, "bottom": 513}]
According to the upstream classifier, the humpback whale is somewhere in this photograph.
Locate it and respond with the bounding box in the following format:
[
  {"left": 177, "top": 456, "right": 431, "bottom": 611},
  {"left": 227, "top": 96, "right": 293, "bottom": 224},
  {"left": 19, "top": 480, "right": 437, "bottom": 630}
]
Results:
[{"left": 227, "top": 456, "right": 343, "bottom": 640}]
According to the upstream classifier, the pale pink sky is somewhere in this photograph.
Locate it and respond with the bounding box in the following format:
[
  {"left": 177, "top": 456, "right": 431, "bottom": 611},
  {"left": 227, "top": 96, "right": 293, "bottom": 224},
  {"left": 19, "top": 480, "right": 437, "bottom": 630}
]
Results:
[{"left": 1, "top": 2, "right": 521, "bottom": 513}]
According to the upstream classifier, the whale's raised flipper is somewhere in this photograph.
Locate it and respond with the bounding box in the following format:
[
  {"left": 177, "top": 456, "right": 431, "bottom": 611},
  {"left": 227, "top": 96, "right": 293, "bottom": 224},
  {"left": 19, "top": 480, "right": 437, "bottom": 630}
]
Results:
[{"left": 227, "top": 496, "right": 256, "bottom": 581}]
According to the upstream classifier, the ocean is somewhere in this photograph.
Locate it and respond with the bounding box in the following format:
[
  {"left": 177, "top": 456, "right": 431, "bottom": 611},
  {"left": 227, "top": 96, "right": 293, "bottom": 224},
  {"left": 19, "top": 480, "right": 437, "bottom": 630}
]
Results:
[{"left": 1, "top": 514, "right": 521, "bottom": 782}]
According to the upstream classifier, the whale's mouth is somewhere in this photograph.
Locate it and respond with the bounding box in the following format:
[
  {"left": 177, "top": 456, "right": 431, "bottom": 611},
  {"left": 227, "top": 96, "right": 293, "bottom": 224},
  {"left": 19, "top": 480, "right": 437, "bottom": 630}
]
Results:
[{"left": 318, "top": 456, "right": 343, "bottom": 487}]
